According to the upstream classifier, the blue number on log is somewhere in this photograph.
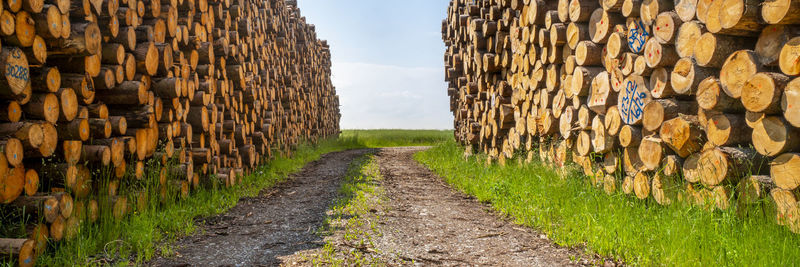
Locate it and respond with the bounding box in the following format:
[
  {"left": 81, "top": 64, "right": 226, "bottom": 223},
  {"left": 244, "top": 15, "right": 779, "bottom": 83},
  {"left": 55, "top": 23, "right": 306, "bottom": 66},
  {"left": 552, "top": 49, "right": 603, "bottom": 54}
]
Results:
[{"left": 627, "top": 20, "right": 649, "bottom": 53}]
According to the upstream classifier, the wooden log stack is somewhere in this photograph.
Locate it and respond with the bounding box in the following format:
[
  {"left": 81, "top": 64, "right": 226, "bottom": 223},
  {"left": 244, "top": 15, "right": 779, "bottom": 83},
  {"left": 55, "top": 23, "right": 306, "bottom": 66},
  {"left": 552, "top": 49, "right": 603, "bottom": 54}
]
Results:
[
  {"left": 0, "top": 0, "right": 340, "bottom": 265},
  {"left": 442, "top": 0, "right": 800, "bottom": 234}
]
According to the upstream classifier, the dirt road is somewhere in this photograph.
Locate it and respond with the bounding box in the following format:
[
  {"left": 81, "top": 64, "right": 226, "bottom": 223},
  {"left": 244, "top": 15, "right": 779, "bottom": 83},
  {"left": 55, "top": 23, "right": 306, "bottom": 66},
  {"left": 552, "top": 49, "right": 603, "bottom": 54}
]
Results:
[
  {"left": 150, "top": 147, "right": 592, "bottom": 266},
  {"left": 149, "top": 149, "right": 375, "bottom": 266}
]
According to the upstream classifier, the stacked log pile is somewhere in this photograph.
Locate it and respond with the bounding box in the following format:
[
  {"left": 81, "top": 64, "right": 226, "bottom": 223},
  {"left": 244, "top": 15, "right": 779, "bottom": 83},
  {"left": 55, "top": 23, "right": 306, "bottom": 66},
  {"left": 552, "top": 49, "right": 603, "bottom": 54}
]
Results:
[
  {"left": 442, "top": 0, "right": 800, "bottom": 233},
  {"left": 0, "top": 0, "right": 340, "bottom": 264}
]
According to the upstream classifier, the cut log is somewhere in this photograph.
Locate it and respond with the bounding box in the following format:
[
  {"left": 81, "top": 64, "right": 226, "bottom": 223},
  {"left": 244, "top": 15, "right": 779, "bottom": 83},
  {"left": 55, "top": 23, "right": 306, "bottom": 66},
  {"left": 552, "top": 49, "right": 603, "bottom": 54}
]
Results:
[
  {"left": 0, "top": 238, "right": 36, "bottom": 267},
  {"left": 623, "top": 146, "right": 645, "bottom": 175},
  {"left": 752, "top": 116, "right": 800, "bottom": 156},
  {"left": 643, "top": 38, "right": 679, "bottom": 68},
  {"left": 55, "top": 118, "right": 89, "bottom": 141},
  {"left": 720, "top": 50, "right": 763, "bottom": 99},
  {"left": 590, "top": 9, "right": 624, "bottom": 44},
  {"left": 649, "top": 67, "right": 674, "bottom": 98},
  {"left": 21, "top": 93, "right": 59, "bottom": 123},
  {"left": 696, "top": 77, "right": 745, "bottom": 112},
  {"left": 605, "top": 105, "right": 622, "bottom": 136},
  {"left": 47, "top": 22, "right": 101, "bottom": 56},
  {"left": 695, "top": 33, "right": 752, "bottom": 68},
  {"left": 662, "top": 155, "right": 684, "bottom": 176},
  {"left": 641, "top": 0, "right": 672, "bottom": 25},
  {"left": 633, "top": 55, "right": 652, "bottom": 75},
  {"left": 566, "top": 22, "right": 590, "bottom": 50},
  {"left": 0, "top": 47, "right": 30, "bottom": 96},
  {"left": 719, "top": 0, "right": 763, "bottom": 33},
  {"left": 639, "top": 136, "right": 667, "bottom": 171},
  {"left": 660, "top": 115, "right": 704, "bottom": 157},
  {"left": 671, "top": 58, "right": 715, "bottom": 95},
  {"left": 622, "top": 0, "right": 643, "bottom": 17},
  {"left": 741, "top": 72, "right": 791, "bottom": 114},
  {"left": 572, "top": 66, "right": 604, "bottom": 98},
  {"left": 587, "top": 71, "right": 617, "bottom": 114},
  {"left": 575, "top": 130, "right": 592, "bottom": 156},
  {"left": 618, "top": 74, "right": 651, "bottom": 125},
  {"left": 0, "top": 164, "right": 24, "bottom": 204},
  {"left": 771, "top": 153, "right": 800, "bottom": 190},
  {"left": 9, "top": 193, "right": 59, "bottom": 223},
  {"left": 619, "top": 124, "right": 643, "bottom": 147},
  {"left": 569, "top": 0, "right": 600, "bottom": 22},
  {"left": 736, "top": 175, "right": 777, "bottom": 218},
  {"left": 559, "top": 106, "right": 576, "bottom": 138},
  {"left": 770, "top": 188, "right": 800, "bottom": 229},
  {"left": 783, "top": 77, "right": 800, "bottom": 127},
  {"left": 653, "top": 12, "right": 683, "bottom": 44},
  {"left": 652, "top": 172, "right": 679, "bottom": 205},
  {"left": 778, "top": 37, "right": 800, "bottom": 75},
  {"left": 575, "top": 40, "right": 603, "bottom": 66},
  {"left": 1, "top": 138, "right": 23, "bottom": 167},
  {"left": 606, "top": 32, "right": 629, "bottom": 59},
  {"left": 591, "top": 115, "right": 616, "bottom": 153},
  {"left": 675, "top": 0, "right": 699, "bottom": 22},
  {"left": 633, "top": 171, "right": 650, "bottom": 200},
  {"left": 706, "top": 113, "right": 752, "bottom": 146},
  {"left": 682, "top": 153, "right": 702, "bottom": 183},
  {"left": 603, "top": 152, "right": 619, "bottom": 174},
  {"left": 0, "top": 122, "right": 43, "bottom": 150},
  {"left": 756, "top": 25, "right": 800, "bottom": 66},
  {"left": 762, "top": 0, "right": 800, "bottom": 24},
  {"left": 698, "top": 146, "right": 766, "bottom": 186},
  {"left": 622, "top": 174, "right": 635, "bottom": 194},
  {"left": 675, "top": 20, "right": 705, "bottom": 58},
  {"left": 642, "top": 98, "right": 696, "bottom": 132},
  {"left": 626, "top": 19, "right": 650, "bottom": 54}
]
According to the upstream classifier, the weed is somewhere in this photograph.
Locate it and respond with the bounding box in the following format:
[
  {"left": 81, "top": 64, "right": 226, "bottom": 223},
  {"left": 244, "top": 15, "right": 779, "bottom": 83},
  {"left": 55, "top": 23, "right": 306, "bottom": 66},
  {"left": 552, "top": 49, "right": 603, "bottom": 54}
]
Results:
[{"left": 308, "top": 154, "right": 388, "bottom": 266}]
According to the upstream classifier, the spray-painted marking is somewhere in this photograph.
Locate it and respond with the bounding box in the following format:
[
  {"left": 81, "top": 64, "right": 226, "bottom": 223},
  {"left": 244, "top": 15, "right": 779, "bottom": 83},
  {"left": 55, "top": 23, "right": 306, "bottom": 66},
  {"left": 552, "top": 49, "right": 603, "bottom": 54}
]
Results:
[
  {"left": 620, "top": 80, "right": 647, "bottom": 124},
  {"left": 627, "top": 20, "right": 649, "bottom": 53}
]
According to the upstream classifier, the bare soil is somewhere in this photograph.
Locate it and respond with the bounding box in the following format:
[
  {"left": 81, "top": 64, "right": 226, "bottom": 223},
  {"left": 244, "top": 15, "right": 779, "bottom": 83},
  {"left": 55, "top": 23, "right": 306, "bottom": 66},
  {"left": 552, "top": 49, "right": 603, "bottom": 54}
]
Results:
[
  {"left": 367, "top": 147, "right": 590, "bottom": 266},
  {"left": 149, "top": 149, "right": 374, "bottom": 266},
  {"left": 150, "top": 147, "right": 601, "bottom": 266}
]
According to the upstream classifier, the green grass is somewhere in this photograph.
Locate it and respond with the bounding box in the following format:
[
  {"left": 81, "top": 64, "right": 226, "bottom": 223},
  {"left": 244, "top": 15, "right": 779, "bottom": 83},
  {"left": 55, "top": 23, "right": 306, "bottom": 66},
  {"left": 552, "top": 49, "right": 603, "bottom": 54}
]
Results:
[
  {"left": 415, "top": 141, "right": 800, "bottom": 266},
  {"left": 307, "top": 153, "right": 389, "bottom": 266},
  {"left": 340, "top": 129, "right": 452, "bottom": 147},
  {"left": 14, "top": 130, "right": 451, "bottom": 266},
  {"left": 36, "top": 137, "right": 365, "bottom": 266}
]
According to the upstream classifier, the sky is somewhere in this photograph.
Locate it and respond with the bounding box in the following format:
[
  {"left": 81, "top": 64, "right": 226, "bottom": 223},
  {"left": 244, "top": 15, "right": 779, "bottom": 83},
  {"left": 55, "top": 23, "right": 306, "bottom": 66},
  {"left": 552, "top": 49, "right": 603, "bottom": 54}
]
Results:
[{"left": 296, "top": 0, "right": 453, "bottom": 129}]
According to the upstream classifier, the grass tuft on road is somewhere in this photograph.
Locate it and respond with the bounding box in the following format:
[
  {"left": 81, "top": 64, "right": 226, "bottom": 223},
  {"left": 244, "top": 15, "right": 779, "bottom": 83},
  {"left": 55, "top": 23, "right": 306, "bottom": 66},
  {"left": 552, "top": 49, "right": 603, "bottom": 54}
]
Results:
[
  {"left": 415, "top": 141, "right": 800, "bottom": 266},
  {"left": 304, "top": 153, "right": 391, "bottom": 265}
]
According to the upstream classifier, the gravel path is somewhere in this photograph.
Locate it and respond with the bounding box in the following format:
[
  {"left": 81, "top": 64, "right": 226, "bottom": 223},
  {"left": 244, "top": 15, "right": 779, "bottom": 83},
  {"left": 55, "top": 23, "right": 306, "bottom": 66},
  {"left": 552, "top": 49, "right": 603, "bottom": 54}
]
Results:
[
  {"left": 370, "top": 147, "right": 586, "bottom": 266},
  {"left": 149, "top": 149, "right": 373, "bottom": 266},
  {"left": 149, "top": 147, "right": 596, "bottom": 266}
]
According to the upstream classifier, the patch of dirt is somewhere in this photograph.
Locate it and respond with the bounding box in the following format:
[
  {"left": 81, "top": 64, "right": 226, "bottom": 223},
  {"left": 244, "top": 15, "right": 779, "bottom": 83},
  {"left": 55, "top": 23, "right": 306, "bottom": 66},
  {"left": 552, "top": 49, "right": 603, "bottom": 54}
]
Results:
[
  {"left": 149, "top": 149, "right": 373, "bottom": 266},
  {"left": 369, "top": 147, "right": 596, "bottom": 266}
]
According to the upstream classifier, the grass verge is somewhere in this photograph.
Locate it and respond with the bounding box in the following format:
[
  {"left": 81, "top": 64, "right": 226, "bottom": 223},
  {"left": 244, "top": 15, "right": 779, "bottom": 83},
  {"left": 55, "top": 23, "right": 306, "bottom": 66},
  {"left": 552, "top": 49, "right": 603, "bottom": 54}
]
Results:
[
  {"left": 35, "top": 137, "right": 365, "bottom": 266},
  {"left": 415, "top": 141, "right": 800, "bottom": 266}
]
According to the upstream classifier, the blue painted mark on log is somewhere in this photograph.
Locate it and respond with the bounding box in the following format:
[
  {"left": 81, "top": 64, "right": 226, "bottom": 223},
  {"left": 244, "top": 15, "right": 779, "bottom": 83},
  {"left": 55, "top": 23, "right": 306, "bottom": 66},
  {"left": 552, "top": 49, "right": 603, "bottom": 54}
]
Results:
[
  {"left": 627, "top": 20, "right": 649, "bottom": 54},
  {"left": 5, "top": 49, "right": 29, "bottom": 83},
  {"left": 620, "top": 80, "right": 647, "bottom": 124}
]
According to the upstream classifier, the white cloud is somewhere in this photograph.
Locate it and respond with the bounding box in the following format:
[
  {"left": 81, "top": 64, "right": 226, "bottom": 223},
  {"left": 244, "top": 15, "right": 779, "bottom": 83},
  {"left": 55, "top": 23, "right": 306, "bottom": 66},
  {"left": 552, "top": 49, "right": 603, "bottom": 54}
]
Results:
[{"left": 332, "top": 62, "right": 453, "bottom": 129}]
